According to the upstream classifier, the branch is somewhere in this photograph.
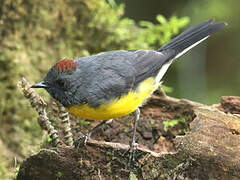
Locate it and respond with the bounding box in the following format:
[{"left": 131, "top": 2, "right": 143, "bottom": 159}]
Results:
[
  {"left": 51, "top": 99, "right": 74, "bottom": 146},
  {"left": 18, "top": 77, "right": 61, "bottom": 147},
  {"left": 17, "top": 82, "right": 240, "bottom": 179}
]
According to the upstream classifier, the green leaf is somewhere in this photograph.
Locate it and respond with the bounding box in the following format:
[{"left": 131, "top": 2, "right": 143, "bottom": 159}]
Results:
[
  {"left": 161, "top": 85, "right": 174, "bottom": 93},
  {"left": 156, "top": 15, "right": 167, "bottom": 24},
  {"left": 130, "top": 172, "right": 138, "bottom": 180},
  {"left": 139, "top": 21, "right": 154, "bottom": 28}
]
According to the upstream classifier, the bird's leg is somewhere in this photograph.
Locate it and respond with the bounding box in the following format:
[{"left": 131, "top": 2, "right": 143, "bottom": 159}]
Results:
[
  {"left": 74, "top": 119, "right": 112, "bottom": 148},
  {"left": 128, "top": 108, "right": 140, "bottom": 166},
  {"left": 85, "top": 119, "right": 112, "bottom": 141}
]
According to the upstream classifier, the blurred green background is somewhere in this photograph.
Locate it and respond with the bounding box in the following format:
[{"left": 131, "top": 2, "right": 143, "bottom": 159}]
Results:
[
  {"left": 121, "top": 0, "right": 240, "bottom": 103},
  {"left": 0, "top": 0, "right": 239, "bottom": 179}
]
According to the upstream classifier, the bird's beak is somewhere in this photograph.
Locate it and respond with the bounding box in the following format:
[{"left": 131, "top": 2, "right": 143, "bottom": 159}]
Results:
[{"left": 31, "top": 81, "right": 48, "bottom": 88}]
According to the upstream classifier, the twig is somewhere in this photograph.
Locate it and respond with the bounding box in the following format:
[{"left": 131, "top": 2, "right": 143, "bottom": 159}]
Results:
[
  {"left": 157, "top": 86, "right": 167, "bottom": 97},
  {"left": 86, "top": 139, "right": 174, "bottom": 157},
  {"left": 51, "top": 99, "right": 73, "bottom": 146},
  {"left": 18, "top": 77, "right": 61, "bottom": 147}
]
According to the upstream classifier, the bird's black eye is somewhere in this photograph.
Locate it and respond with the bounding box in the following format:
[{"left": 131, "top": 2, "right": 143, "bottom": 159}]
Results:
[{"left": 56, "top": 79, "right": 65, "bottom": 88}]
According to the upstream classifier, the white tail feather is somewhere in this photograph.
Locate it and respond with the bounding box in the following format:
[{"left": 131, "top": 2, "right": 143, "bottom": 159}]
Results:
[
  {"left": 174, "top": 36, "right": 209, "bottom": 59},
  {"left": 155, "top": 59, "right": 173, "bottom": 84},
  {"left": 155, "top": 36, "right": 209, "bottom": 84}
]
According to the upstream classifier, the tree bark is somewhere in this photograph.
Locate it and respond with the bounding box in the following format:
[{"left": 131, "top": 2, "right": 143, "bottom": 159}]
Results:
[{"left": 17, "top": 95, "right": 240, "bottom": 180}]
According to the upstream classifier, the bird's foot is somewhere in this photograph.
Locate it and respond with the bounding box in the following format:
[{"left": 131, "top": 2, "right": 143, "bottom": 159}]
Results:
[
  {"left": 73, "top": 119, "right": 111, "bottom": 149},
  {"left": 122, "top": 142, "right": 138, "bottom": 168},
  {"left": 74, "top": 132, "right": 92, "bottom": 148},
  {"left": 128, "top": 142, "right": 138, "bottom": 167}
]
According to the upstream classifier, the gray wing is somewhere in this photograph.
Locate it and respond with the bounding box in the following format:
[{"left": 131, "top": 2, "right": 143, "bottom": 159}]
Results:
[
  {"left": 129, "top": 50, "right": 175, "bottom": 87},
  {"left": 74, "top": 50, "right": 174, "bottom": 107}
]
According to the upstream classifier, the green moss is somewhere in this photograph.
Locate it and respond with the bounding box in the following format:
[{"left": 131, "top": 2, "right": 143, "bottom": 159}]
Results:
[
  {"left": 77, "top": 119, "right": 91, "bottom": 127},
  {"left": 57, "top": 171, "right": 63, "bottom": 179},
  {"left": 163, "top": 118, "right": 187, "bottom": 132},
  {"left": 130, "top": 171, "right": 138, "bottom": 180}
]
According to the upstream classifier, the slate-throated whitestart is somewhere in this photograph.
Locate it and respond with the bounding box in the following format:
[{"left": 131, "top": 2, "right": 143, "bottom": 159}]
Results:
[{"left": 32, "top": 19, "right": 227, "bottom": 163}]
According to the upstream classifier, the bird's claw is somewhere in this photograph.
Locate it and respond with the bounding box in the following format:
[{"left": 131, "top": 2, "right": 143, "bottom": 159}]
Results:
[
  {"left": 128, "top": 142, "right": 138, "bottom": 167},
  {"left": 74, "top": 133, "right": 91, "bottom": 148},
  {"left": 122, "top": 142, "right": 138, "bottom": 168}
]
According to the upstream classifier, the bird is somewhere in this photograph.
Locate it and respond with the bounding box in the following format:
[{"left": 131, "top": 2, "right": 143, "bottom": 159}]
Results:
[{"left": 31, "top": 19, "right": 226, "bottom": 163}]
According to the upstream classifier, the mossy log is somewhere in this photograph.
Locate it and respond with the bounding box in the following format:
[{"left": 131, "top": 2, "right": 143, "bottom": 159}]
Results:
[{"left": 17, "top": 95, "right": 240, "bottom": 180}]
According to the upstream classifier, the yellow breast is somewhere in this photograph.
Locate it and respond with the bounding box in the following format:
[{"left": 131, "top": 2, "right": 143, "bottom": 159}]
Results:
[{"left": 67, "top": 77, "right": 157, "bottom": 120}]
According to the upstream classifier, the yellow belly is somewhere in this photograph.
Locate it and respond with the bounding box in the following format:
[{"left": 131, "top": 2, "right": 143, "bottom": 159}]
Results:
[{"left": 67, "top": 77, "right": 157, "bottom": 120}]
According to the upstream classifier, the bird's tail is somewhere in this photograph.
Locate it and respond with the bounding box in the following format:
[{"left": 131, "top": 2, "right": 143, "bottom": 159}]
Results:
[{"left": 157, "top": 19, "right": 227, "bottom": 59}]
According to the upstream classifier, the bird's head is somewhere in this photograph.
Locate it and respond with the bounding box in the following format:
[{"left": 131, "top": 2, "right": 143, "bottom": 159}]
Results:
[{"left": 31, "top": 59, "right": 78, "bottom": 107}]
